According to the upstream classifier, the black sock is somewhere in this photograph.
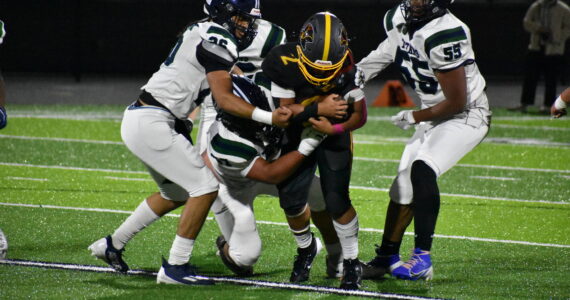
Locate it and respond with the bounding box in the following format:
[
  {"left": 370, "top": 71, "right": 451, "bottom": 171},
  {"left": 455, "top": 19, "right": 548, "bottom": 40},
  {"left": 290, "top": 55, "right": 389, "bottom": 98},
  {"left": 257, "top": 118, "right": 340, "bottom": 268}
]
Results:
[
  {"left": 378, "top": 236, "right": 401, "bottom": 256},
  {"left": 411, "top": 160, "right": 440, "bottom": 251}
]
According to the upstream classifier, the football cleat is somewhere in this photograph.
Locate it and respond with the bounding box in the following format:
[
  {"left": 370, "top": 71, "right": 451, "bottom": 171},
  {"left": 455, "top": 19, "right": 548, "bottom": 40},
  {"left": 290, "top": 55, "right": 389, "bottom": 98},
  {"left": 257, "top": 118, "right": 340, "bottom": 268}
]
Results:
[
  {"left": 157, "top": 257, "right": 215, "bottom": 285},
  {"left": 88, "top": 235, "right": 129, "bottom": 273},
  {"left": 339, "top": 258, "right": 363, "bottom": 290},
  {"left": 325, "top": 253, "right": 343, "bottom": 278},
  {"left": 289, "top": 234, "right": 322, "bottom": 283},
  {"left": 361, "top": 245, "right": 403, "bottom": 279},
  {"left": 215, "top": 235, "right": 253, "bottom": 277},
  {"left": 0, "top": 229, "right": 8, "bottom": 259},
  {"left": 391, "top": 248, "right": 433, "bottom": 281}
]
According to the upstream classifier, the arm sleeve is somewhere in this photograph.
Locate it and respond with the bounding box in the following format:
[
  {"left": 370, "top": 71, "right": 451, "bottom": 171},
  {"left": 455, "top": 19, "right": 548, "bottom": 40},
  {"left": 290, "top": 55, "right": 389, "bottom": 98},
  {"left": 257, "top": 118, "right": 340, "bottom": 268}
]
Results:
[
  {"left": 356, "top": 38, "right": 395, "bottom": 82},
  {"left": 196, "top": 40, "right": 237, "bottom": 73}
]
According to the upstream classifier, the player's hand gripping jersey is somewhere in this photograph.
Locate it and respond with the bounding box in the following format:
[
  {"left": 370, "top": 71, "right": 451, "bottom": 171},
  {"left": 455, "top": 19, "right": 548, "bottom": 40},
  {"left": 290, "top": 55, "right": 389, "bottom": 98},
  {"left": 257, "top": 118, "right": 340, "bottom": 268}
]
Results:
[
  {"left": 142, "top": 21, "right": 239, "bottom": 119},
  {"left": 358, "top": 6, "right": 488, "bottom": 111}
]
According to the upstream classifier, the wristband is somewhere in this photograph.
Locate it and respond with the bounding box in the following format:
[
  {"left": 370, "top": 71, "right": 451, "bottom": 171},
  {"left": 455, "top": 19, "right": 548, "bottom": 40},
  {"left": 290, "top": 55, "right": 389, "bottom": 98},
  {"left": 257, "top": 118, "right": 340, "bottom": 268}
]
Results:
[
  {"left": 332, "top": 124, "right": 345, "bottom": 135},
  {"left": 251, "top": 107, "right": 273, "bottom": 125},
  {"left": 554, "top": 96, "right": 567, "bottom": 110}
]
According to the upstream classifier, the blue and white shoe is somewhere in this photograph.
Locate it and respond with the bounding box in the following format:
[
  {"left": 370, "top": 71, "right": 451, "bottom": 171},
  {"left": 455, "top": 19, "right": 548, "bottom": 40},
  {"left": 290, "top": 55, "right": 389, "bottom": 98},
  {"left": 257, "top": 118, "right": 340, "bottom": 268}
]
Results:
[
  {"left": 361, "top": 246, "right": 403, "bottom": 279},
  {"left": 88, "top": 235, "right": 129, "bottom": 273},
  {"left": 157, "top": 257, "right": 214, "bottom": 285},
  {"left": 391, "top": 248, "right": 433, "bottom": 281}
]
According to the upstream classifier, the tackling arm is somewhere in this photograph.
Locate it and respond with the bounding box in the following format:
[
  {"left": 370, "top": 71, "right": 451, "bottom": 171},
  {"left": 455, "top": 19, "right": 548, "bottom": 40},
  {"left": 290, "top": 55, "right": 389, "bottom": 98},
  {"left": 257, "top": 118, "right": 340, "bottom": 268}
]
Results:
[{"left": 208, "top": 71, "right": 291, "bottom": 128}]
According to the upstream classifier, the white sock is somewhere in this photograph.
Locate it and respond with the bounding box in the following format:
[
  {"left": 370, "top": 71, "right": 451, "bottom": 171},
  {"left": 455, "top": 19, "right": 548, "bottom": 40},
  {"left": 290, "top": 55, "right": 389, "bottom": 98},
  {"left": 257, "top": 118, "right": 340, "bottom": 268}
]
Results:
[
  {"left": 211, "top": 199, "right": 234, "bottom": 240},
  {"left": 168, "top": 235, "right": 195, "bottom": 265},
  {"left": 291, "top": 225, "right": 312, "bottom": 249},
  {"left": 333, "top": 215, "right": 359, "bottom": 260},
  {"left": 111, "top": 199, "right": 160, "bottom": 250}
]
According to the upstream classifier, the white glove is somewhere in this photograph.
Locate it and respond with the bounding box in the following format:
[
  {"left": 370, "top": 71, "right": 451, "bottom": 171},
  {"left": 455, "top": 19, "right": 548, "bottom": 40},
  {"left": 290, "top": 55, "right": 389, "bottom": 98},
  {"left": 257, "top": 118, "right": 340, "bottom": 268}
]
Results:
[
  {"left": 391, "top": 110, "right": 416, "bottom": 130},
  {"left": 354, "top": 65, "right": 365, "bottom": 89},
  {"left": 298, "top": 127, "right": 327, "bottom": 156}
]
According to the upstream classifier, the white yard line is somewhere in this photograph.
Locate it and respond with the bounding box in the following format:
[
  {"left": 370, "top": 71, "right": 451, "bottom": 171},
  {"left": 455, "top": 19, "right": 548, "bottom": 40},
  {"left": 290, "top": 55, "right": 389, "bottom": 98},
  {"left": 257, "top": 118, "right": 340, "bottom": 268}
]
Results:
[
  {"left": 1, "top": 162, "right": 568, "bottom": 205},
  {"left": 1, "top": 202, "right": 568, "bottom": 248},
  {"left": 6, "top": 176, "right": 49, "bottom": 182},
  {"left": 104, "top": 176, "right": 152, "bottom": 182},
  {"left": 0, "top": 260, "right": 436, "bottom": 300},
  {"left": 0, "top": 134, "right": 123, "bottom": 145},
  {"left": 469, "top": 176, "right": 519, "bottom": 181},
  {"left": 353, "top": 157, "right": 570, "bottom": 174}
]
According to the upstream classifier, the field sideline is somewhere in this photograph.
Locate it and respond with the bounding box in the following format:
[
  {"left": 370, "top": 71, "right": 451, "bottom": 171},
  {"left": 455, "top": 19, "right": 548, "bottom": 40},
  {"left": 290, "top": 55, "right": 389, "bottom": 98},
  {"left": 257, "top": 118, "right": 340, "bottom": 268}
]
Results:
[{"left": 0, "top": 104, "right": 569, "bottom": 299}]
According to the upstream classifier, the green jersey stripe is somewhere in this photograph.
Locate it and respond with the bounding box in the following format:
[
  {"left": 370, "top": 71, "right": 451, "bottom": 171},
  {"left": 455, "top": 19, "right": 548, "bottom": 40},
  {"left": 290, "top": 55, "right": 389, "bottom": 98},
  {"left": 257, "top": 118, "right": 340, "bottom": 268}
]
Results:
[
  {"left": 424, "top": 26, "right": 467, "bottom": 56},
  {"left": 261, "top": 24, "right": 284, "bottom": 58},
  {"left": 385, "top": 6, "right": 398, "bottom": 32},
  {"left": 0, "top": 20, "right": 4, "bottom": 39},
  {"left": 207, "top": 26, "right": 238, "bottom": 46},
  {"left": 211, "top": 133, "right": 257, "bottom": 161}
]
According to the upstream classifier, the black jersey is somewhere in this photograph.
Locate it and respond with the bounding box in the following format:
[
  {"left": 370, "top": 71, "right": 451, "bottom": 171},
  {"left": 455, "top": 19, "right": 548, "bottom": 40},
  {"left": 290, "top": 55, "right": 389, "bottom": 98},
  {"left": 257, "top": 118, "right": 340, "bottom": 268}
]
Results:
[{"left": 261, "top": 42, "right": 358, "bottom": 105}]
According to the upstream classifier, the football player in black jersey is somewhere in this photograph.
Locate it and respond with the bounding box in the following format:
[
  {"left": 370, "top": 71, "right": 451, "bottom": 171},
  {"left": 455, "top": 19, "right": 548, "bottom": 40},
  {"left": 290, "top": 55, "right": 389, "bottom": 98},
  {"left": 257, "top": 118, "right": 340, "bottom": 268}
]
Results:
[{"left": 261, "top": 12, "right": 368, "bottom": 290}]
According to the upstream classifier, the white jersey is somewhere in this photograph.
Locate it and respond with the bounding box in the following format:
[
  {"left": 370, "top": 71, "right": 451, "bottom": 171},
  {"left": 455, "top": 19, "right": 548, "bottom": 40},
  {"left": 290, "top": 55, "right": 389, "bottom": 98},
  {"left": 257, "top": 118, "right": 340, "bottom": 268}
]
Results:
[
  {"left": 0, "top": 20, "right": 5, "bottom": 44},
  {"left": 142, "top": 21, "right": 239, "bottom": 119},
  {"left": 358, "top": 7, "right": 488, "bottom": 110},
  {"left": 207, "top": 121, "right": 279, "bottom": 190},
  {"left": 236, "top": 19, "right": 286, "bottom": 88},
  {"left": 197, "top": 19, "right": 286, "bottom": 153}
]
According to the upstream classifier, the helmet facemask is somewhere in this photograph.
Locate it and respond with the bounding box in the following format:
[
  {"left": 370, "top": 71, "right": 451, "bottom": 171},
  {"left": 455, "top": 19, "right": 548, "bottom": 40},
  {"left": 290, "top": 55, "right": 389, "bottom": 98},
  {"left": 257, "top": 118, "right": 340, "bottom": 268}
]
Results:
[
  {"left": 206, "top": 0, "right": 261, "bottom": 49},
  {"left": 401, "top": 0, "right": 450, "bottom": 26},
  {"left": 296, "top": 12, "right": 350, "bottom": 91}
]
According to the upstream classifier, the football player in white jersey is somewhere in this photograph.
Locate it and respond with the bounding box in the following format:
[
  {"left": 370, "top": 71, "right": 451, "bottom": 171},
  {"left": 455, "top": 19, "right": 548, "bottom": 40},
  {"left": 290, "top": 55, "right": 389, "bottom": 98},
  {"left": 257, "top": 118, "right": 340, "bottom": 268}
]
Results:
[
  {"left": 356, "top": 0, "right": 491, "bottom": 281},
  {"left": 88, "top": 0, "right": 292, "bottom": 285},
  {"left": 0, "top": 20, "right": 7, "bottom": 130},
  {"left": 202, "top": 74, "right": 326, "bottom": 276},
  {"left": 196, "top": 15, "right": 346, "bottom": 279}
]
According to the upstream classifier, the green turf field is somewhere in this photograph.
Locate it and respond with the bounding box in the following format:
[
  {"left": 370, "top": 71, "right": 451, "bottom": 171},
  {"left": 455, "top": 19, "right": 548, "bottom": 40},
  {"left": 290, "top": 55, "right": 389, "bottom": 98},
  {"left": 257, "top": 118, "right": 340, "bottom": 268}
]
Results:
[{"left": 1, "top": 104, "right": 569, "bottom": 299}]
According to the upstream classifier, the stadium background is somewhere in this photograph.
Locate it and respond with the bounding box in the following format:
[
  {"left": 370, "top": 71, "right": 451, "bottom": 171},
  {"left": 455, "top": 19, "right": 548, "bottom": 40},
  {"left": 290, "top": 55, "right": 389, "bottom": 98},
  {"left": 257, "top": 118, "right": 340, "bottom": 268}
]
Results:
[{"left": 0, "top": 0, "right": 569, "bottom": 105}]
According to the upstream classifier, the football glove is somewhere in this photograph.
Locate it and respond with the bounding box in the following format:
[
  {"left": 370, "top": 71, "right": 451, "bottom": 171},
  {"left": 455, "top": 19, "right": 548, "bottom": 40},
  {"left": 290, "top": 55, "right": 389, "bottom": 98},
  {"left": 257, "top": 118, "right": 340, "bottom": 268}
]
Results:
[
  {"left": 391, "top": 110, "right": 416, "bottom": 130},
  {"left": 0, "top": 106, "right": 7, "bottom": 129},
  {"left": 354, "top": 65, "right": 365, "bottom": 89},
  {"left": 298, "top": 127, "right": 327, "bottom": 156}
]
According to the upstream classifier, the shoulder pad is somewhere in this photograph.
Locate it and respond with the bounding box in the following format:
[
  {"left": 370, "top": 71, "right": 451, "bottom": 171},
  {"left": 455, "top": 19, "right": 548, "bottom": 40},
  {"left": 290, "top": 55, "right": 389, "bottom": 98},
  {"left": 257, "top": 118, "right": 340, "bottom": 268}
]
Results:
[
  {"left": 261, "top": 43, "right": 298, "bottom": 89},
  {"left": 384, "top": 5, "right": 403, "bottom": 33},
  {"left": 200, "top": 22, "right": 239, "bottom": 59},
  {"left": 256, "top": 20, "right": 287, "bottom": 58},
  {"left": 424, "top": 25, "right": 467, "bottom": 58}
]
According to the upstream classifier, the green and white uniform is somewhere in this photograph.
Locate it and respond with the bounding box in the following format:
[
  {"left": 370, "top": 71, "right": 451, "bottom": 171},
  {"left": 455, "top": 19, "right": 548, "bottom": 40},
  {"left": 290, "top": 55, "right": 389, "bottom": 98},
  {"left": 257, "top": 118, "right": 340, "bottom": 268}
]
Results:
[
  {"left": 358, "top": 6, "right": 491, "bottom": 204},
  {"left": 196, "top": 19, "right": 286, "bottom": 154}
]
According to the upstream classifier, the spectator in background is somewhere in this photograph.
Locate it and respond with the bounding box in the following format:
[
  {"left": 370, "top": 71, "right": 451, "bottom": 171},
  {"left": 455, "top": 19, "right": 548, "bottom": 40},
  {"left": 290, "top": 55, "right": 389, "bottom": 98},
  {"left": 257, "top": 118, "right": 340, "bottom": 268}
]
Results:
[
  {"left": 551, "top": 87, "right": 570, "bottom": 118},
  {"left": 0, "top": 20, "right": 7, "bottom": 129},
  {"left": 510, "top": 0, "right": 570, "bottom": 113}
]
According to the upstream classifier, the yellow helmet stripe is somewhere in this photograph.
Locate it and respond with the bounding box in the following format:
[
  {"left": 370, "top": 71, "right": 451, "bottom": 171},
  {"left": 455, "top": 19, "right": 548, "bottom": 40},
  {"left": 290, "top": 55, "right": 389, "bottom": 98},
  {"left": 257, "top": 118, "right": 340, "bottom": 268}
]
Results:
[{"left": 322, "top": 13, "right": 331, "bottom": 61}]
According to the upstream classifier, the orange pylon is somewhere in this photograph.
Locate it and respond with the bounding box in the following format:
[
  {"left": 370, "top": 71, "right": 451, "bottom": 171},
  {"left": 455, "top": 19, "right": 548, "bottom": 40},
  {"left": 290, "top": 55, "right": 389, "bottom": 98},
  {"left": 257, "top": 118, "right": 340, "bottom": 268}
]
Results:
[{"left": 372, "top": 80, "right": 415, "bottom": 107}]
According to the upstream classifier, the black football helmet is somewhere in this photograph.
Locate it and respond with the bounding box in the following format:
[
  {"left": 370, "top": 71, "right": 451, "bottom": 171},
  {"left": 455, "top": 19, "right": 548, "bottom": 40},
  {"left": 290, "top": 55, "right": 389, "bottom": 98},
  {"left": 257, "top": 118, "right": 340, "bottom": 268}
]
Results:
[
  {"left": 216, "top": 75, "right": 283, "bottom": 157},
  {"left": 204, "top": 0, "right": 261, "bottom": 48},
  {"left": 296, "top": 12, "right": 350, "bottom": 90},
  {"left": 401, "top": 0, "right": 453, "bottom": 25}
]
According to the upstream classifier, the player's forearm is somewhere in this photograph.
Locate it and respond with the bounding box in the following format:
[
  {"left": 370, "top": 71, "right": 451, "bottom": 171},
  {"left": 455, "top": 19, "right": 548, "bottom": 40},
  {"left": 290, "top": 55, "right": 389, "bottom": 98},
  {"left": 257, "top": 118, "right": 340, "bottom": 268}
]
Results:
[
  {"left": 248, "top": 152, "right": 306, "bottom": 184},
  {"left": 412, "top": 99, "right": 464, "bottom": 123},
  {"left": 207, "top": 70, "right": 255, "bottom": 119},
  {"left": 337, "top": 100, "right": 367, "bottom": 132}
]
